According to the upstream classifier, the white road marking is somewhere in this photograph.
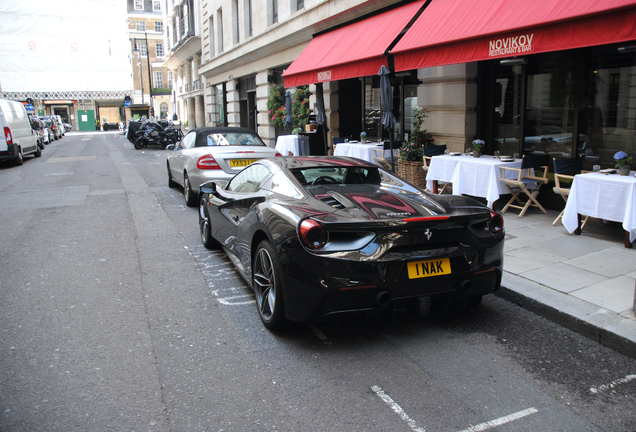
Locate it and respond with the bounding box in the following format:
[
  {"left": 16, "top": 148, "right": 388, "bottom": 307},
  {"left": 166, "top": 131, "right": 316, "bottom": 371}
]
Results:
[
  {"left": 371, "top": 385, "right": 425, "bottom": 432},
  {"left": 457, "top": 407, "right": 538, "bottom": 432},
  {"left": 308, "top": 323, "right": 332, "bottom": 346},
  {"left": 590, "top": 374, "right": 636, "bottom": 394},
  {"left": 217, "top": 294, "right": 255, "bottom": 305}
]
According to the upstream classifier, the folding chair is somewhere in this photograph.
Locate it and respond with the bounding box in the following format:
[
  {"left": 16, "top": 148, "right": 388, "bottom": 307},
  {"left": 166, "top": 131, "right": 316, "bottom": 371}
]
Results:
[
  {"left": 552, "top": 156, "right": 590, "bottom": 229},
  {"left": 373, "top": 141, "right": 400, "bottom": 172},
  {"left": 499, "top": 153, "right": 551, "bottom": 217},
  {"left": 422, "top": 145, "right": 449, "bottom": 193}
]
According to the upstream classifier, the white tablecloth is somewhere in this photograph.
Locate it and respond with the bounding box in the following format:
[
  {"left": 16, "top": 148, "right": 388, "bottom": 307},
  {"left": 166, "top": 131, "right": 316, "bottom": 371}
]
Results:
[
  {"left": 562, "top": 171, "right": 636, "bottom": 243},
  {"left": 333, "top": 142, "right": 384, "bottom": 165},
  {"left": 426, "top": 154, "right": 524, "bottom": 208},
  {"left": 275, "top": 135, "right": 310, "bottom": 156}
]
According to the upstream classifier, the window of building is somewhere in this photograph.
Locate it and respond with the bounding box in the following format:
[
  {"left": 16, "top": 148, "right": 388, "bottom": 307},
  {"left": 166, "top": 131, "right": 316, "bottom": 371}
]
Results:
[
  {"left": 244, "top": 0, "right": 253, "bottom": 38},
  {"left": 208, "top": 17, "right": 215, "bottom": 57},
  {"left": 167, "top": 71, "right": 174, "bottom": 88},
  {"left": 135, "top": 40, "right": 148, "bottom": 57},
  {"left": 488, "top": 45, "right": 636, "bottom": 169},
  {"left": 134, "top": 0, "right": 143, "bottom": 10},
  {"left": 153, "top": 71, "right": 163, "bottom": 88},
  {"left": 231, "top": 0, "right": 239, "bottom": 45},
  {"left": 216, "top": 9, "right": 224, "bottom": 53},
  {"left": 136, "top": 20, "right": 146, "bottom": 32},
  {"left": 153, "top": 0, "right": 162, "bottom": 11},
  {"left": 296, "top": 0, "right": 304, "bottom": 11},
  {"left": 156, "top": 43, "right": 164, "bottom": 57},
  {"left": 155, "top": 21, "right": 163, "bottom": 33},
  {"left": 272, "top": 0, "right": 278, "bottom": 24}
]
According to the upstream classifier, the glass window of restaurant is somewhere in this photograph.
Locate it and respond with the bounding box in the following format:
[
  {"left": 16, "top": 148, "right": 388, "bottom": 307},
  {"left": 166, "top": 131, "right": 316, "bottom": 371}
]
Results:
[
  {"left": 354, "top": 73, "right": 419, "bottom": 143},
  {"left": 486, "top": 43, "right": 635, "bottom": 168}
]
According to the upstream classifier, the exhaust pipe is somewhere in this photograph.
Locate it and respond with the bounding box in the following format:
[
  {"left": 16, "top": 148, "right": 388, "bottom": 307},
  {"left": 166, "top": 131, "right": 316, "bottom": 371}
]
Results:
[
  {"left": 458, "top": 280, "right": 473, "bottom": 295},
  {"left": 376, "top": 291, "right": 392, "bottom": 307}
]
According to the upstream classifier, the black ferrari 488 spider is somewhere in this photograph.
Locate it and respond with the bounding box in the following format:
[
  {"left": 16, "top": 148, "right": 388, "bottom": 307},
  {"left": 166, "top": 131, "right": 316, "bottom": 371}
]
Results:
[{"left": 198, "top": 156, "right": 504, "bottom": 329}]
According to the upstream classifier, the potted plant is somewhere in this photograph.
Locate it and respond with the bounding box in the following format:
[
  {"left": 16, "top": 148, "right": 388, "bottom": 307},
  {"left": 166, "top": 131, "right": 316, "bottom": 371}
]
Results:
[
  {"left": 397, "top": 108, "right": 435, "bottom": 187},
  {"left": 614, "top": 151, "right": 633, "bottom": 176},
  {"left": 472, "top": 139, "right": 485, "bottom": 158},
  {"left": 360, "top": 131, "right": 367, "bottom": 143}
]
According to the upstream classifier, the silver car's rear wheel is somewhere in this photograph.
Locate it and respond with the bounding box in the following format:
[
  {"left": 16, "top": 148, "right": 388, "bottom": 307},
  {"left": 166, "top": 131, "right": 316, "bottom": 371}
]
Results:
[
  {"left": 253, "top": 241, "right": 287, "bottom": 330},
  {"left": 184, "top": 173, "right": 197, "bottom": 207}
]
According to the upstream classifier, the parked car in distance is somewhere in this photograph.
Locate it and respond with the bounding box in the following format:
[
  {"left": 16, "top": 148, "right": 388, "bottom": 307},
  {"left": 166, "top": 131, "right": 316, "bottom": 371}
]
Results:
[
  {"left": 64, "top": 122, "right": 72, "bottom": 132},
  {"left": 198, "top": 156, "right": 505, "bottom": 329},
  {"left": 38, "top": 116, "right": 58, "bottom": 141},
  {"left": 166, "top": 127, "right": 281, "bottom": 206},
  {"left": 29, "top": 116, "right": 48, "bottom": 147},
  {"left": 40, "top": 115, "right": 63, "bottom": 139},
  {"left": 1, "top": 99, "right": 41, "bottom": 165}
]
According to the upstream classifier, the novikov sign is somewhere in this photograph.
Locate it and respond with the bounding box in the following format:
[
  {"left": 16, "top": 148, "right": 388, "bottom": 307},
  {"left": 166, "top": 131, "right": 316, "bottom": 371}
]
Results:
[{"left": 489, "top": 34, "right": 534, "bottom": 57}]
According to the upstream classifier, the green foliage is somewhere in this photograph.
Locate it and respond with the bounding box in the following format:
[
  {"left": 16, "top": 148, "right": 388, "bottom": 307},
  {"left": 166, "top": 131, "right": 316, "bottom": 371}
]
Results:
[
  {"left": 267, "top": 86, "right": 286, "bottom": 128},
  {"left": 401, "top": 108, "right": 434, "bottom": 161},
  {"left": 292, "top": 86, "right": 312, "bottom": 130}
]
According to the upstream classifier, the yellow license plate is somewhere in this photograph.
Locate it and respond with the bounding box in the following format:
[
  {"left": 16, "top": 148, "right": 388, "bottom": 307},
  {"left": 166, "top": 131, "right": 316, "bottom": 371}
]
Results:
[
  {"left": 230, "top": 159, "right": 258, "bottom": 167},
  {"left": 407, "top": 258, "right": 451, "bottom": 279}
]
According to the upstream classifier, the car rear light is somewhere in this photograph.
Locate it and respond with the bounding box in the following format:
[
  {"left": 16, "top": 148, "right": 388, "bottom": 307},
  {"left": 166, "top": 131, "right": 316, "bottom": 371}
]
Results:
[
  {"left": 4, "top": 127, "right": 13, "bottom": 144},
  {"left": 299, "top": 219, "right": 327, "bottom": 250},
  {"left": 275, "top": 152, "right": 282, "bottom": 157},
  {"left": 488, "top": 211, "right": 504, "bottom": 234},
  {"left": 196, "top": 154, "right": 221, "bottom": 170}
]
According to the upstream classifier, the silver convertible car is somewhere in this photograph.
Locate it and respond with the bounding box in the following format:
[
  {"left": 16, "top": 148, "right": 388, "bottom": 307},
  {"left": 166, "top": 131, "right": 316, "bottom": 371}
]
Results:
[{"left": 166, "top": 127, "right": 281, "bottom": 206}]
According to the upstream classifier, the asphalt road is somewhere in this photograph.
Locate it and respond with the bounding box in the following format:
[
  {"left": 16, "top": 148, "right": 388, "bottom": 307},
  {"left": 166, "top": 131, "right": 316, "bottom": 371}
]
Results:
[{"left": 1, "top": 132, "right": 635, "bottom": 432}]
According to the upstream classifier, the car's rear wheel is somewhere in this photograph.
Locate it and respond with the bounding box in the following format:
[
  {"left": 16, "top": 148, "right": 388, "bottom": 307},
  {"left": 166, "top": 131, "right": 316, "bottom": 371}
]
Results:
[
  {"left": 167, "top": 162, "right": 177, "bottom": 188},
  {"left": 184, "top": 174, "right": 197, "bottom": 207},
  {"left": 34, "top": 144, "right": 41, "bottom": 157},
  {"left": 253, "top": 240, "right": 287, "bottom": 330},
  {"left": 199, "top": 197, "right": 220, "bottom": 249}
]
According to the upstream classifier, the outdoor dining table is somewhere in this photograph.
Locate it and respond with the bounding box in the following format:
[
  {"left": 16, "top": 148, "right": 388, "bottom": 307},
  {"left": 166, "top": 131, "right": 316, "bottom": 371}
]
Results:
[
  {"left": 275, "top": 135, "right": 310, "bottom": 156},
  {"left": 426, "top": 154, "right": 524, "bottom": 209},
  {"left": 333, "top": 141, "right": 384, "bottom": 166},
  {"left": 562, "top": 171, "right": 636, "bottom": 248}
]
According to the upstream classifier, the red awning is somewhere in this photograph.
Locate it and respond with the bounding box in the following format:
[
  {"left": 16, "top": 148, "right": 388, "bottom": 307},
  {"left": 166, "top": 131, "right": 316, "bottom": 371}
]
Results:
[
  {"left": 282, "top": 0, "right": 425, "bottom": 88},
  {"left": 392, "top": 0, "right": 636, "bottom": 71}
]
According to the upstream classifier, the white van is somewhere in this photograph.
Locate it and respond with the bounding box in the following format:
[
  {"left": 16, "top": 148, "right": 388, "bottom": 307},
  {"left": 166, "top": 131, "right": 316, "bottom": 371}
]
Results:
[{"left": 0, "top": 99, "right": 40, "bottom": 165}]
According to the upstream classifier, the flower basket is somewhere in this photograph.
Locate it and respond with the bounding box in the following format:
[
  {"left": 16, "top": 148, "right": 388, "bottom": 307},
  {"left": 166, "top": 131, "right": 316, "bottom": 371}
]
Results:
[
  {"left": 619, "top": 164, "right": 631, "bottom": 176},
  {"left": 398, "top": 159, "right": 427, "bottom": 188}
]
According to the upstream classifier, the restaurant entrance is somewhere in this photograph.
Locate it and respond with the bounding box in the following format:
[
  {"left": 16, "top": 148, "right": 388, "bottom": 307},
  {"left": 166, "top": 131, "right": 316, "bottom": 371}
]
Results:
[{"left": 484, "top": 43, "right": 635, "bottom": 170}]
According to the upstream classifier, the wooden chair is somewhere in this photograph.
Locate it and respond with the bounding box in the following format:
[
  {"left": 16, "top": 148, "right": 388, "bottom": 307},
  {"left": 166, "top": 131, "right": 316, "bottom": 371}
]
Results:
[
  {"left": 373, "top": 141, "right": 401, "bottom": 172},
  {"left": 499, "top": 153, "right": 551, "bottom": 217},
  {"left": 422, "top": 145, "right": 449, "bottom": 193},
  {"left": 553, "top": 157, "right": 590, "bottom": 229}
]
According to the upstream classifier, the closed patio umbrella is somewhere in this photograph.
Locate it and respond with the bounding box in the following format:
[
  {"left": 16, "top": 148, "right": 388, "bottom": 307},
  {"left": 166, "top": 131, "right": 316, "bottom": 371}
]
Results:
[
  {"left": 378, "top": 65, "right": 397, "bottom": 171},
  {"left": 284, "top": 91, "right": 293, "bottom": 131},
  {"left": 315, "top": 83, "right": 328, "bottom": 154}
]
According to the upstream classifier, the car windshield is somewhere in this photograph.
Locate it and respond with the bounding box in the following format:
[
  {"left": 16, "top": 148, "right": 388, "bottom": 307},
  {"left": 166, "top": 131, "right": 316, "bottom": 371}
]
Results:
[
  {"left": 205, "top": 132, "right": 265, "bottom": 147},
  {"left": 292, "top": 166, "right": 383, "bottom": 186}
]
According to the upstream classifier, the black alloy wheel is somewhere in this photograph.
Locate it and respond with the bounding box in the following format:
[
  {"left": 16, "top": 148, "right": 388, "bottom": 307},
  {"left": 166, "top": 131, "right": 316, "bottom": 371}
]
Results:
[
  {"left": 199, "top": 197, "right": 220, "bottom": 250},
  {"left": 253, "top": 240, "right": 287, "bottom": 330}
]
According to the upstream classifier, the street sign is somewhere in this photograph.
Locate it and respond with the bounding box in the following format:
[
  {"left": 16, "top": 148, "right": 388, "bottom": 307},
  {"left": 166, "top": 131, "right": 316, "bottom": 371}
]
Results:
[{"left": 25, "top": 104, "right": 34, "bottom": 111}]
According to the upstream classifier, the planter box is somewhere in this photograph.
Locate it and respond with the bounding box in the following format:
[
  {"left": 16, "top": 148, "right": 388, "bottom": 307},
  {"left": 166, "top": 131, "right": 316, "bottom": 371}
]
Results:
[{"left": 398, "top": 159, "right": 427, "bottom": 188}]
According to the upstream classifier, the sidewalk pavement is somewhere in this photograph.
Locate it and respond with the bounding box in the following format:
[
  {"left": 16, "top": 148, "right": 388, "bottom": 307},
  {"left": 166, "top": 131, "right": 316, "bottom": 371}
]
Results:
[{"left": 497, "top": 208, "right": 636, "bottom": 359}]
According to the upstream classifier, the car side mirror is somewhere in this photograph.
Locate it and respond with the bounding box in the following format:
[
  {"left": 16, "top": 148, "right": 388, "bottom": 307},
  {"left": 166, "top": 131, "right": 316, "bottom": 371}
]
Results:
[
  {"left": 199, "top": 181, "right": 217, "bottom": 195},
  {"left": 166, "top": 144, "right": 175, "bottom": 151}
]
